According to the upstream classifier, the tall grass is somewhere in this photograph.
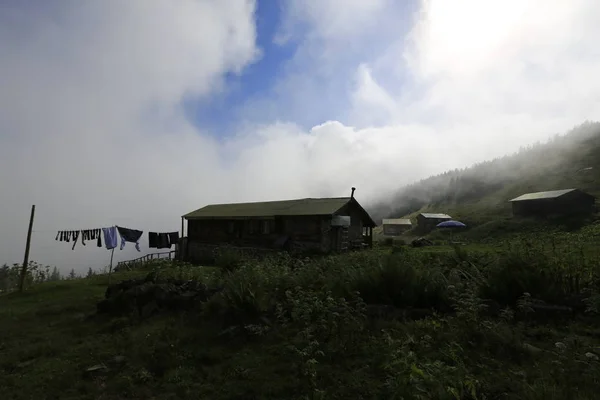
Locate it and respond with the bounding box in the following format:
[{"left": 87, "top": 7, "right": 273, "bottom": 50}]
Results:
[
  {"left": 193, "top": 237, "right": 600, "bottom": 323},
  {"left": 4, "top": 236, "right": 600, "bottom": 399}
]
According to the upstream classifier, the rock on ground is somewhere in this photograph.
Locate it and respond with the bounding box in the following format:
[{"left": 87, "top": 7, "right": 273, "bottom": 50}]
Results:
[{"left": 96, "top": 273, "right": 222, "bottom": 317}]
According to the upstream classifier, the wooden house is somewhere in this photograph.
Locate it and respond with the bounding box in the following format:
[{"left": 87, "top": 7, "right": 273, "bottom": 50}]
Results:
[
  {"left": 180, "top": 188, "right": 377, "bottom": 263},
  {"left": 509, "top": 189, "right": 596, "bottom": 217},
  {"left": 416, "top": 213, "right": 452, "bottom": 232},
  {"left": 381, "top": 218, "right": 412, "bottom": 236}
]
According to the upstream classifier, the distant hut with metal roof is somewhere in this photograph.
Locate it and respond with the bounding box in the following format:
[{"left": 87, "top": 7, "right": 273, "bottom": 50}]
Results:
[
  {"left": 416, "top": 213, "right": 452, "bottom": 232},
  {"left": 180, "top": 188, "right": 377, "bottom": 263},
  {"left": 382, "top": 218, "right": 412, "bottom": 236},
  {"left": 509, "top": 188, "right": 596, "bottom": 217}
]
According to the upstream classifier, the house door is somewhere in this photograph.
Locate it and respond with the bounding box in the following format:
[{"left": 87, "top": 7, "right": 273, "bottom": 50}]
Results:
[
  {"left": 274, "top": 217, "right": 284, "bottom": 234},
  {"left": 330, "top": 227, "right": 349, "bottom": 252},
  {"left": 330, "top": 227, "right": 339, "bottom": 252},
  {"left": 235, "top": 221, "right": 243, "bottom": 239}
]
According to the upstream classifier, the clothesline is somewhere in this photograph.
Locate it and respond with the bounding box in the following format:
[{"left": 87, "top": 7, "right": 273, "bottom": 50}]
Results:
[{"left": 54, "top": 225, "right": 180, "bottom": 253}]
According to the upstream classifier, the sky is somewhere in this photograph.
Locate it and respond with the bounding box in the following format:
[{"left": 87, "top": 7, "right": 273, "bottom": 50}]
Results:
[{"left": 2, "top": 0, "right": 600, "bottom": 274}]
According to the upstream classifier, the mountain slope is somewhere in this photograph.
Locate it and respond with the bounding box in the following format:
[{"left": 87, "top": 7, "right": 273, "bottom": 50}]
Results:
[{"left": 370, "top": 121, "right": 600, "bottom": 227}]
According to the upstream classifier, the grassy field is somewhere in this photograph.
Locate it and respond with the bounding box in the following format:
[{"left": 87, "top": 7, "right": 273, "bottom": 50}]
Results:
[{"left": 2, "top": 231, "right": 600, "bottom": 400}]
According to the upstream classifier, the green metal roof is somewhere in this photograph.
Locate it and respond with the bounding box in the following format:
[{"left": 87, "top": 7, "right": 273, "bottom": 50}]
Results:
[
  {"left": 183, "top": 197, "right": 353, "bottom": 219},
  {"left": 509, "top": 189, "right": 577, "bottom": 202},
  {"left": 382, "top": 218, "right": 412, "bottom": 225},
  {"left": 419, "top": 213, "right": 452, "bottom": 219}
]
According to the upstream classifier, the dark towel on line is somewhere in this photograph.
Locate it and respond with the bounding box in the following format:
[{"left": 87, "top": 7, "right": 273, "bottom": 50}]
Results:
[
  {"left": 83, "top": 230, "right": 91, "bottom": 246},
  {"left": 72, "top": 231, "right": 80, "bottom": 250},
  {"left": 117, "top": 226, "right": 143, "bottom": 252},
  {"left": 96, "top": 228, "right": 102, "bottom": 247},
  {"left": 157, "top": 233, "right": 170, "bottom": 249},
  {"left": 148, "top": 232, "right": 159, "bottom": 248},
  {"left": 168, "top": 232, "right": 180, "bottom": 247}
]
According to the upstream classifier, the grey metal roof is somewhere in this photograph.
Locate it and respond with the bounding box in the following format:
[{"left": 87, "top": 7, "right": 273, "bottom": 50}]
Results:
[
  {"left": 183, "top": 197, "right": 378, "bottom": 227},
  {"left": 184, "top": 197, "right": 351, "bottom": 218},
  {"left": 509, "top": 189, "right": 577, "bottom": 202},
  {"left": 419, "top": 213, "right": 452, "bottom": 219},
  {"left": 382, "top": 218, "right": 412, "bottom": 225}
]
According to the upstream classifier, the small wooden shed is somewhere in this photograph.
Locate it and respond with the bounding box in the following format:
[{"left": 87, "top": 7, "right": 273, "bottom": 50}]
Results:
[
  {"left": 416, "top": 213, "right": 452, "bottom": 232},
  {"left": 382, "top": 218, "right": 412, "bottom": 236},
  {"left": 509, "top": 188, "right": 596, "bottom": 217}
]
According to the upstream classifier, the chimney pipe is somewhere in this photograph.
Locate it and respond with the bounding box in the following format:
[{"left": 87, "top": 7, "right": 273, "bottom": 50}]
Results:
[{"left": 351, "top": 187, "right": 356, "bottom": 198}]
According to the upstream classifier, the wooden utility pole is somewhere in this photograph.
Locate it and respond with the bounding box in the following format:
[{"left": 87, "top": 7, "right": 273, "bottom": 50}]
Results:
[{"left": 19, "top": 205, "right": 36, "bottom": 292}]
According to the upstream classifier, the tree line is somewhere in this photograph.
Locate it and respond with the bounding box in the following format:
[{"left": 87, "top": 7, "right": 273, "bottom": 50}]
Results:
[
  {"left": 0, "top": 262, "right": 100, "bottom": 293},
  {"left": 370, "top": 121, "right": 600, "bottom": 221}
]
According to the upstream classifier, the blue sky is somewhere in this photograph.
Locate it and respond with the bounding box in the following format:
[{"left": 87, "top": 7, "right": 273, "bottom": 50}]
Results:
[
  {"left": 1, "top": 0, "right": 600, "bottom": 272},
  {"left": 183, "top": 1, "right": 293, "bottom": 134},
  {"left": 185, "top": 0, "right": 420, "bottom": 135}
]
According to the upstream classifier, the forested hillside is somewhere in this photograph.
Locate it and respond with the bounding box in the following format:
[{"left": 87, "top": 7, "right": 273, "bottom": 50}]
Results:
[{"left": 371, "top": 121, "right": 600, "bottom": 224}]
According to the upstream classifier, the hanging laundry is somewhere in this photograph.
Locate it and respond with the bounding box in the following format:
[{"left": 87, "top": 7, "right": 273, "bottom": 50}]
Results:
[
  {"left": 116, "top": 226, "right": 143, "bottom": 252},
  {"left": 102, "top": 226, "right": 118, "bottom": 250},
  {"left": 71, "top": 231, "right": 80, "bottom": 250},
  {"left": 79, "top": 229, "right": 101, "bottom": 247},
  {"left": 167, "top": 232, "right": 180, "bottom": 247},
  {"left": 55, "top": 230, "right": 82, "bottom": 249},
  {"left": 92, "top": 228, "right": 101, "bottom": 247},
  {"left": 82, "top": 230, "right": 89, "bottom": 246},
  {"left": 148, "top": 232, "right": 159, "bottom": 249},
  {"left": 149, "top": 231, "right": 179, "bottom": 249},
  {"left": 55, "top": 231, "right": 72, "bottom": 242},
  {"left": 157, "top": 233, "right": 170, "bottom": 249},
  {"left": 71, "top": 231, "right": 79, "bottom": 250}
]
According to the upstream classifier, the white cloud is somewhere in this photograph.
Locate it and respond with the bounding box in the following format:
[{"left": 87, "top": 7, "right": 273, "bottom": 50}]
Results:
[
  {"left": 276, "top": 0, "right": 390, "bottom": 44},
  {"left": 2, "top": 0, "right": 600, "bottom": 273},
  {"left": 0, "top": 0, "right": 259, "bottom": 272},
  {"left": 349, "top": 0, "right": 600, "bottom": 144},
  {"left": 262, "top": 0, "right": 600, "bottom": 202}
]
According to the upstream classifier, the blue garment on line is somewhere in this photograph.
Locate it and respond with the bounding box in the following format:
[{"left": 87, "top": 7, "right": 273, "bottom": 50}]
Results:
[{"left": 102, "top": 226, "right": 118, "bottom": 250}]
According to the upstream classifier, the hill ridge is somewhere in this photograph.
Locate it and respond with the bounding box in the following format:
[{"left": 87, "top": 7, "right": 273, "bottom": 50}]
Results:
[{"left": 370, "top": 121, "right": 600, "bottom": 225}]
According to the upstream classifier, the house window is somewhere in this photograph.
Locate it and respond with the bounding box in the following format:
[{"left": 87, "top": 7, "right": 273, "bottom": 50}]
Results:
[
  {"left": 261, "top": 220, "right": 271, "bottom": 234},
  {"left": 248, "top": 220, "right": 258, "bottom": 234}
]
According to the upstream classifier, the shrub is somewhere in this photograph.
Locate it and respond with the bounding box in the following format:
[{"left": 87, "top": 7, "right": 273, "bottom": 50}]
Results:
[
  {"left": 350, "top": 253, "right": 448, "bottom": 310},
  {"left": 204, "top": 266, "right": 272, "bottom": 325},
  {"left": 480, "top": 248, "right": 563, "bottom": 306},
  {"left": 214, "top": 247, "right": 243, "bottom": 272},
  {"left": 394, "top": 238, "right": 407, "bottom": 246}
]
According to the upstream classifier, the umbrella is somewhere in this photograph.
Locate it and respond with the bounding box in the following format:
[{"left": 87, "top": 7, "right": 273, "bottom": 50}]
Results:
[
  {"left": 435, "top": 220, "right": 466, "bottom": 243},
  {"left": 436, "top": 220, "right": 466, "bottom": 228}
]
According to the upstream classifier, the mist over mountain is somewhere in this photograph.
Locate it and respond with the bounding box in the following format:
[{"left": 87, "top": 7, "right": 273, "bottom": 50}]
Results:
[{"left": 370, "top": 121, "right": 600, "bottom": 223}]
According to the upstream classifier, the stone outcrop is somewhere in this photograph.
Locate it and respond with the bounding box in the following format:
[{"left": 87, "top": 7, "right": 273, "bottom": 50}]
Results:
[{"left": 97, "top": 273, "right": 222, "bottom": 318}]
